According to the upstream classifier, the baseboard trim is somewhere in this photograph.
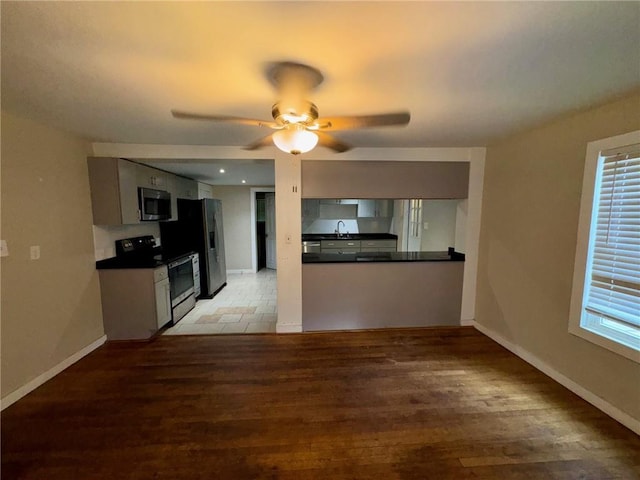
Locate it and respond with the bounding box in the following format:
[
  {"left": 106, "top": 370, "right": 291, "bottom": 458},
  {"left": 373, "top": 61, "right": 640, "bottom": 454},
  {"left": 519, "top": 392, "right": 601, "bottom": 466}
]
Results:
[
  {"left": 473, "top": 321, "right": 640, "bottom": 435},
  {"left": 226, "top": 269, "right": 254, "bottom": 275},
  {"left": 1, "top": 335, "right": 107, "bottom": 411},
  {"left": 276, "top": 324, "right": 303, "bottom": 334}
]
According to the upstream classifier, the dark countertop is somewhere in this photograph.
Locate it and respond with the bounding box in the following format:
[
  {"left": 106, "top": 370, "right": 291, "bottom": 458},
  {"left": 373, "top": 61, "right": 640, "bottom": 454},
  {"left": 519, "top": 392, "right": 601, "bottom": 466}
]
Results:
[
  {"left": 96, "top": 250, "right": 197, "bottom": 270},
  {"left": 302, "top": 233, "right": 398, "bottom": 241},
  {"left": 302, "top": 250, "right": 465, "bottom": 264}
]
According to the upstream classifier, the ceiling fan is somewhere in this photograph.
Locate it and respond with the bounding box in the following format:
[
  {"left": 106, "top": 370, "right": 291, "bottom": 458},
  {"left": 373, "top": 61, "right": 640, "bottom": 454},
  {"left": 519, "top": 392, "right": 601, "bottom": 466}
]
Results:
[{"left": 171, "top": 61, "right": 411, "bottom": 155}]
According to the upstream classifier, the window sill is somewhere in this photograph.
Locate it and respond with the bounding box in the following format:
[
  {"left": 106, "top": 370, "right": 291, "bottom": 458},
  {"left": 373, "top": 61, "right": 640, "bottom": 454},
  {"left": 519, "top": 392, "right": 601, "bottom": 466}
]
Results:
[{"left": 569, "top": 323, "right": 640, "bottom": 363}]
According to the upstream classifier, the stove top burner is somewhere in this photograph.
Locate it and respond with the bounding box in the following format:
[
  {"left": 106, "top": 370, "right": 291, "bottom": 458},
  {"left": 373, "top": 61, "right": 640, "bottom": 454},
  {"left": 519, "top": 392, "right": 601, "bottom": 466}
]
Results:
[
  {"left": 96, "top": 235, "right": 194, "bottom": 270},
  {"left": 115, "top": 235, "right": 157, "bottom": 257}
]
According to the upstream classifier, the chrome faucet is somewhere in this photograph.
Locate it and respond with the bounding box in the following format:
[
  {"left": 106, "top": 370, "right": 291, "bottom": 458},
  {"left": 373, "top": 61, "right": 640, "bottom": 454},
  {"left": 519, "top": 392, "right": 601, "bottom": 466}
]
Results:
[{"left": 335, "top": 220, "right": 346, "bottom": 237}]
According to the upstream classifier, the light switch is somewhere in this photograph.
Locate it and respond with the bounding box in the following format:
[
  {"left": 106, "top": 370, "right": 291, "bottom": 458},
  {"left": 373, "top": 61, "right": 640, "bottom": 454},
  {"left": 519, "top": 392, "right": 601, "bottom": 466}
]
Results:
[
  {"left": 0, "top": 240, "right": 8, "bottom": 257},
  {"left": 423, "top": 222, "right": 429, "bottom": 230},
  {"left": 30, "top": 245, "right": 41, "bottom": 260},
  {"left": 285, "top": 234, "right": 292, "bottom": 244}
]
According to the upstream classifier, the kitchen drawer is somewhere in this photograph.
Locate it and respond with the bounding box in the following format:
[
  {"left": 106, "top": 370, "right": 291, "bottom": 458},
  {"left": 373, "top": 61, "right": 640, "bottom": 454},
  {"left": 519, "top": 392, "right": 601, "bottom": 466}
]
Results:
[
  {"left": 321, "top": 239, "right": 361, "bottom": 250},
  {"left": 323, "top": 248, "right": 359, "bottom": 254},
  {"left": 153, "top": 266, "right": 169, "bottom": 283},
  {"left": 360, "top": 239, "right": 397, "bottom": 249}
]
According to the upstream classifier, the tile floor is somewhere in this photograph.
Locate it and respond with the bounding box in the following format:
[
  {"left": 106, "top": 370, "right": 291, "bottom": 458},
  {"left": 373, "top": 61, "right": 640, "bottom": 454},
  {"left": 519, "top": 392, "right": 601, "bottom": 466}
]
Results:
[{"left": 163, "top": 269, "right": 277, "bottom": 335}]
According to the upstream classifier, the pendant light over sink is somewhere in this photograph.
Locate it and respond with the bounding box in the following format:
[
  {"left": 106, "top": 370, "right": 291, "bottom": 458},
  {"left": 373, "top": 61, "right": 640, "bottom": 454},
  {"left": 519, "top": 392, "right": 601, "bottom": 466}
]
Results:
[{"left": 171, "top": 61, "right": 410, "bottom": 155}]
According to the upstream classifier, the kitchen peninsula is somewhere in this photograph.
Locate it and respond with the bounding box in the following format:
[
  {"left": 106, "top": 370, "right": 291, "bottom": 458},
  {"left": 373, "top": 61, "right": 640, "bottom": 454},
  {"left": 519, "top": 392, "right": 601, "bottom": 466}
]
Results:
[
  {"left": 301, "top": 224, "right": 465, "bottom": 332},
  {"left": 302, "top": 248, "right": 464, "bottom": 331},
  {"left": 300, "top": 160, "right": 471, "bottom": 333}
]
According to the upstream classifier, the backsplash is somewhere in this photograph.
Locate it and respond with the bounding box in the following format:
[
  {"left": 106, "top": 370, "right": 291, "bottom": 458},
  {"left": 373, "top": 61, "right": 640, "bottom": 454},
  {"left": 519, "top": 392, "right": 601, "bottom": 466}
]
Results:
[
  {"left": 302, "top": 219, "right": 360, "bottom": 234},
  {"left": 92, "top": 224, "right": 160, "bottom": 260}
]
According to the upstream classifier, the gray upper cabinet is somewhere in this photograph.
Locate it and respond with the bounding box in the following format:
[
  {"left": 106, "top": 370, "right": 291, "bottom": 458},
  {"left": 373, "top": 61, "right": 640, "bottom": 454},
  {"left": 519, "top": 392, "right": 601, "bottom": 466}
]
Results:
[
  {"left": 136, "top": 163, "right": 169, "bottom": 189},
  {"left": 87, "top": 157, "right": 140, "bottom": 225},
  {"left": 358, "top": 199, "right": 393, "bottom": 217},
  {"left": 168, "top": 176, "right": 198, "bottom": 221},
  {"left": 197, "top": 182, "right": 214, "bottom": 199},
  {"left": 302, "top": 199, "right": 320, "bottom": 219},
  {"left": 172, "top": 176, "right": 198, "bottom": 200},
  {"left": 88, "top": 157, "right": 202, "bottom": 225}
]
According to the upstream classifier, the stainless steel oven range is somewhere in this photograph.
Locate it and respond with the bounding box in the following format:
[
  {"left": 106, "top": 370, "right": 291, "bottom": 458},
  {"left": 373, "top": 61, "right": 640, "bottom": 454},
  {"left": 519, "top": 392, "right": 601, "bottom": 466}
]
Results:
[{"left": 167, "top": 255, "right": 196, "bottom": 324}]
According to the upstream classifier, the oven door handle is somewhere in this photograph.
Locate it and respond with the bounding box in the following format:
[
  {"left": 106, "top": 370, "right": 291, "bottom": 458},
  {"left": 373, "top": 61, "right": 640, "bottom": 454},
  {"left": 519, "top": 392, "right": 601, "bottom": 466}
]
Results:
[{"left": 168, "top": 256, "right": 192, "bottom": 269}]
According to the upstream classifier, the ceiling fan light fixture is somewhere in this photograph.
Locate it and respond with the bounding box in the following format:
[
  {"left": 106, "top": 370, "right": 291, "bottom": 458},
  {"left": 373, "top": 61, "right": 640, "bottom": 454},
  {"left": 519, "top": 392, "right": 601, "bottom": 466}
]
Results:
[
  {"left": 272, "top": 101, "right": 318, "bottom": 126},
  {"left": 272, "top": 124, "right": 318, "bottom": 155}
]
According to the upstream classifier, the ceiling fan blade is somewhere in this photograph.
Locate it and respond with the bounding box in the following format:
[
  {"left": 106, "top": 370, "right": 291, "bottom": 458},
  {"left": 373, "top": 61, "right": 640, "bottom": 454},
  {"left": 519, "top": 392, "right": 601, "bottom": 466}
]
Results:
[
  {"left": 316, "top": 111, "right": 411, "bottom": 131},
  {"left": 171, "top": 110, "right": 279, "bottom": 129},
  {"left": 316, "top": 132, "right": 351, "bottom": 153},
  {"left": 243, "top": 134, "right": 274, "bottom": 151}
]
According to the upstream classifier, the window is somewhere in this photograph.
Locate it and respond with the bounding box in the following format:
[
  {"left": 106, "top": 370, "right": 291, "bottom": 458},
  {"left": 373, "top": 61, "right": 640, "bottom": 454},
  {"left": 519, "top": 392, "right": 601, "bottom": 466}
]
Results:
[
  {"left": 569, "top": 131, "right": 640, "bottom": 362},
  {"left": 409, "top": 199, "right": 422, "bottom": 238}
]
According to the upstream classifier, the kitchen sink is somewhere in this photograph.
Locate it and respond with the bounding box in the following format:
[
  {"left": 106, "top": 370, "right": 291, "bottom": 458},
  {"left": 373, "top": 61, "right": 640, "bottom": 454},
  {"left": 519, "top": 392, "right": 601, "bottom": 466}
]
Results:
[{"left": 318, "top": 234, "right": 353, "bottom": 240}]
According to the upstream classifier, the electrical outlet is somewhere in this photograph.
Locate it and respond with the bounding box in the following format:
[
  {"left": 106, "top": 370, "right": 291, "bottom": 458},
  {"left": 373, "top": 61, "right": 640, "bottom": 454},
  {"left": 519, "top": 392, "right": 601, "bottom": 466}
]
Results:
[
  {"left": 30, "top": 245, "right": 40, "bottom": 260},
  {"left": 423, "top": 222, "right": 429, "bottom": 230},
  {"left": 0, "top": 240, "right": 9, "bottom": 257}
]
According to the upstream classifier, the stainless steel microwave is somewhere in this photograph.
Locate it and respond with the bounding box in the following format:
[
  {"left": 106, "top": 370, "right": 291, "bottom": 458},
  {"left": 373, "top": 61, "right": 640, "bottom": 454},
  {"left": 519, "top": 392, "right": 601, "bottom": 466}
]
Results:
[{"left": 138, "top": 187, "right": 172, "bottom": 221}]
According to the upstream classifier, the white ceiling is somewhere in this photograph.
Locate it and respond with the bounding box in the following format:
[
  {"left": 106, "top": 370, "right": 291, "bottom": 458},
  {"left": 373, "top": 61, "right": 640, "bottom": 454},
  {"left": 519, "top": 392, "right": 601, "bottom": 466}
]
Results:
[
  {"left": 2, "top": 2, "right": 639, "bottom": 185},
  {"left": 141, "top": 158, "right": 275, "bottom": 186}
]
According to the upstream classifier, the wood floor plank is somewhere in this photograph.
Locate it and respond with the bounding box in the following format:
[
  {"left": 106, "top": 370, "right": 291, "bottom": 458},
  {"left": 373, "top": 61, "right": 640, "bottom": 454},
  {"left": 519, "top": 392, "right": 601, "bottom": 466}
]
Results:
[{"left": 2, "top": 327, "right": 639, "bottom": 479}]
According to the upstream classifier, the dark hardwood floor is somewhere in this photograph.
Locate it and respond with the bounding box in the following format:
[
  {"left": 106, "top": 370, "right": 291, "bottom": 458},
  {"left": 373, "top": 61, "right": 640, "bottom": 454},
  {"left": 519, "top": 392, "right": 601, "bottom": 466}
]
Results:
[{"left": 2, "top": 327, "right": 639, "bottom": 479}]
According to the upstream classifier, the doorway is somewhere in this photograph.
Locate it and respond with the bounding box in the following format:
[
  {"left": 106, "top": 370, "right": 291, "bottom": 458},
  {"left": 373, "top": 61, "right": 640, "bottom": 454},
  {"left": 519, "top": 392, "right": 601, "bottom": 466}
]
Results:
[
  {"left": 265, "top": 193, "right": 276, "bottom": 270},
  {"left": 255, "top": 193, "right": 267, "bottom": 270},
  {"left": 250, "top": 187, "right": 276, "bottom": 272}
]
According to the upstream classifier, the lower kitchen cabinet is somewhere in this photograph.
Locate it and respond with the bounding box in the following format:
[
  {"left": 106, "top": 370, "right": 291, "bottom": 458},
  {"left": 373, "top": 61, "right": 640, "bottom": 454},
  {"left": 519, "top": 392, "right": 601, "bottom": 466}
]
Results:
[
  {"left": 319, "top": 238, "right": 396, "bottom": 253},
  {"left": 359, "top": 239, "right": 397, "bottom": 252},
  {"left": 98, "top": 266, "right": 171, "bottom": 340},
  {"left": 321, "top": 239, "right": 361, "bottom": 254},
  {"left": 154, "top": 270, "right": 172, "bottom": 329}
]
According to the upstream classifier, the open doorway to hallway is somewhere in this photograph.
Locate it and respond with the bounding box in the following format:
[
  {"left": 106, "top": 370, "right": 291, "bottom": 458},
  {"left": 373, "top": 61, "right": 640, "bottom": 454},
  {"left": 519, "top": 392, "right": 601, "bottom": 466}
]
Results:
[
  {"left": 251, "top": 187, "right": 276, "bottom": 273},
  {"left": 255, "top": 191, "right": 277, "bottom": 271}
]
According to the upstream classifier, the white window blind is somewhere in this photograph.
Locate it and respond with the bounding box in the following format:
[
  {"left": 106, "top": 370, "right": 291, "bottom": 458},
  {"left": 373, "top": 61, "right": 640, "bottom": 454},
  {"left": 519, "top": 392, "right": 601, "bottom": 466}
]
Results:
[{"left": 583, "top": 144, "right": 640, "bottom": 345}]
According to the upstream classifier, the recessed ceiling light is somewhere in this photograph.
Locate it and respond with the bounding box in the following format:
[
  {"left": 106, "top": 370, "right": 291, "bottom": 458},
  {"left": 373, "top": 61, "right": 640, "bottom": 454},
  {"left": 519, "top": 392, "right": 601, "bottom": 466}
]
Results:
[
  {"left": 219, "top": 168, "right": 225, "bottom": 173},
  {"left": 241, "top": 180, "right": 246, "bottom": 184}
]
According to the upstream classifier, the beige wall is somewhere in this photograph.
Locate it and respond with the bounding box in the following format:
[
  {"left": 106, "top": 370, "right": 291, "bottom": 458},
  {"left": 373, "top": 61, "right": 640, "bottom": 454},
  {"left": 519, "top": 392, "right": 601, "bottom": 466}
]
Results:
[
  {"left": 1, "top": 111, "right": 104, "bottom": 399},
  {"left": 476, "top": 92, "right": 640, "bottom": 420},
  {"left": 212, "top": 186, "right": 253, "bottom": 271}
]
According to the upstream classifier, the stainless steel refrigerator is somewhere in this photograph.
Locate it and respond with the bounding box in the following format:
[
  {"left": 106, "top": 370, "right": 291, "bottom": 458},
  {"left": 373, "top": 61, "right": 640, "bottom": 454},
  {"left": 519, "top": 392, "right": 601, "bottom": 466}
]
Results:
[{"left": 160, "top": 198, "right": 227, "bottom": 298}]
